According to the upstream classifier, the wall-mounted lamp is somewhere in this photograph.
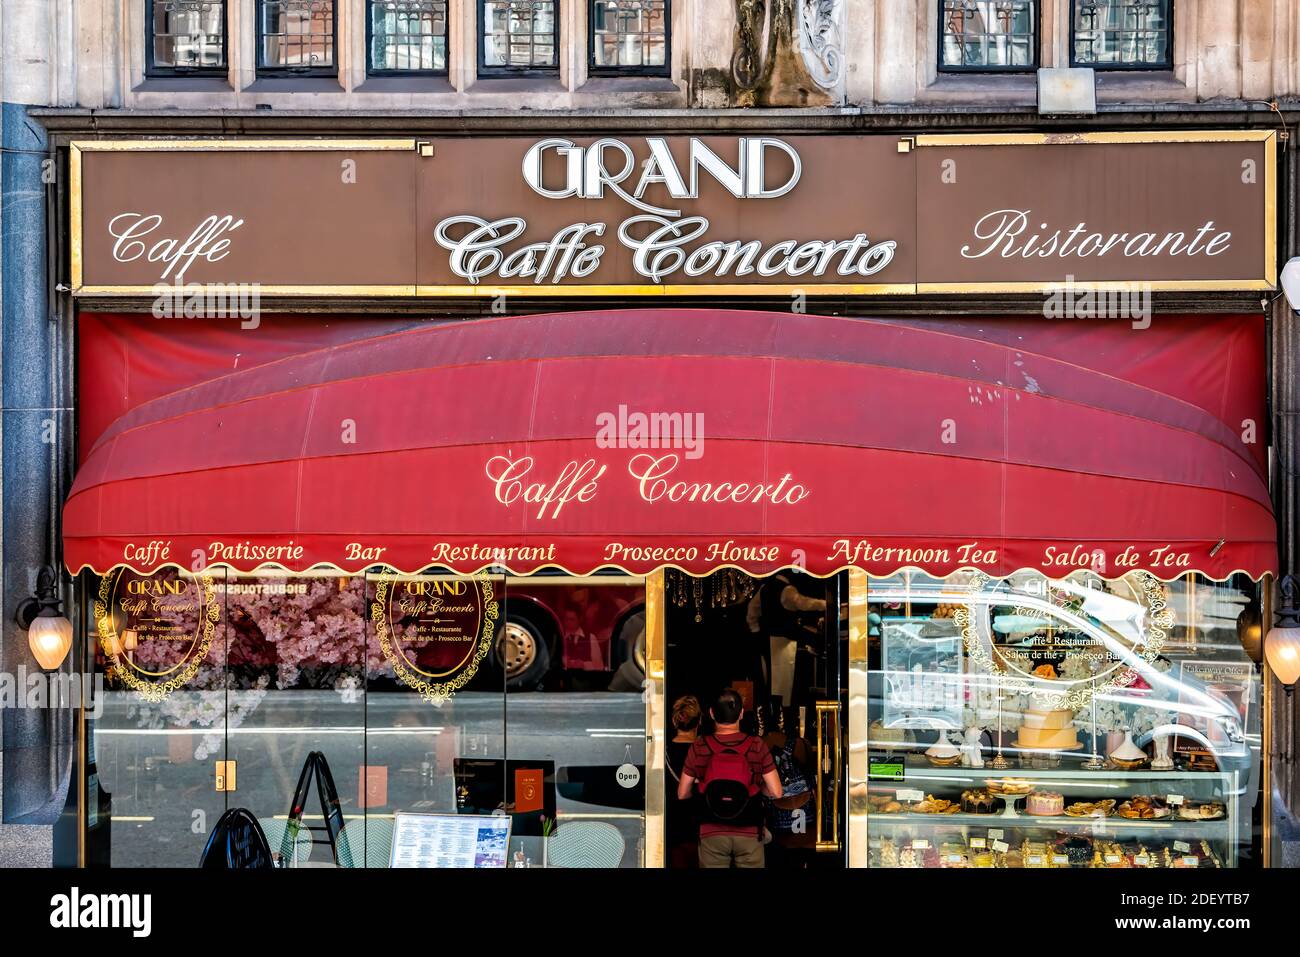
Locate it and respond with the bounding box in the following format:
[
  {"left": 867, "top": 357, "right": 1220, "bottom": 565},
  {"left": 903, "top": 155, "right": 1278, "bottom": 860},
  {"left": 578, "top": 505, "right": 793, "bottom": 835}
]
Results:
[
  {"left": 14, "top": 566, "right": 73, "bottom": 671},
  {"left": 1265, "top": 574, "right": 1300, "bottom": 694}
]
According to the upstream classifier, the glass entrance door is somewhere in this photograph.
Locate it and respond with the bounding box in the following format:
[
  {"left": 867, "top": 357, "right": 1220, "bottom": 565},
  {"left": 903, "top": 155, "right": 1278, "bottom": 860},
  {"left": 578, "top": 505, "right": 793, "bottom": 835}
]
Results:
[
  {"left": 662, "top": 569, "right": 847, "bottom": 868},
  {"left": 85, "top": 566, "right": 230, "bottom": 867}
]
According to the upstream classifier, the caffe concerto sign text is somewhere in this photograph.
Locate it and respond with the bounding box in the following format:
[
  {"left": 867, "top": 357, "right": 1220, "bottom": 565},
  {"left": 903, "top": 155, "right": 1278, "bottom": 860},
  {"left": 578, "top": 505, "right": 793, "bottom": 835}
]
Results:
[{"left": 70, "top": 131, "right": 1276, "bottom": 296}]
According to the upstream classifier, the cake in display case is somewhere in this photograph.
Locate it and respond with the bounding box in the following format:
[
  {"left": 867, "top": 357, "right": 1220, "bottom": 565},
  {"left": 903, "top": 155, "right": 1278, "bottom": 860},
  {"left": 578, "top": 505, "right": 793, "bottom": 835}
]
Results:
[{"left": 862, "top": 570, "right": 1261, "bottom": 869}]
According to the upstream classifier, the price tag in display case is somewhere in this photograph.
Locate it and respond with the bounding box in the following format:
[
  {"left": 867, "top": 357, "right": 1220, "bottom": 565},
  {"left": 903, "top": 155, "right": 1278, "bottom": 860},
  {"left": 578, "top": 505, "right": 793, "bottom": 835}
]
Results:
[
  {"left": 988, "top": 829, "right": 1003, "bottom": 841},
  {"left": 898, "top": 788, "right": 925, "bottom": 803},
  {"left": 1167, "top": 794, "right": 1184, "bottom": 806},
  {"left": 1174, "top": 840, "right": 1191, "bottom": 853},
  {"left": 1135, "top": 855, "right": 1151, "bottom": 866},
  {"left": 970, "top": 837, "right": 987, "bottom": 849},
  {"left": 1052, "top": 854, "right": 1069, "bottom": 866},
  {"left": 1182, "top": 856, "right": 1199, "bottom": 867},
  {"left": 911, "top": 839, "right": 930, "bottom": 849},
  {"left": 992, "top": 840, "right": 1010, "bottom": 853}
]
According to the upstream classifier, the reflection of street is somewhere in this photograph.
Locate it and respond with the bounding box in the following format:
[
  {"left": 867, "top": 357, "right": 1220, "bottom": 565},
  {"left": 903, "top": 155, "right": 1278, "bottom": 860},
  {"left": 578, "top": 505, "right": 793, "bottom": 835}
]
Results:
[{"left": 92, "top": 690, "right": 646, "bottom": 868}]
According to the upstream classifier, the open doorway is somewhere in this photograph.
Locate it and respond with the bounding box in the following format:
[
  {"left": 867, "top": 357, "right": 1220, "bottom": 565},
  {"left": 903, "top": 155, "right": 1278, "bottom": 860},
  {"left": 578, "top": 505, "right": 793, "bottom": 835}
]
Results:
[{"left": 663, "top": 569, "right": 846, "bottom": 869}]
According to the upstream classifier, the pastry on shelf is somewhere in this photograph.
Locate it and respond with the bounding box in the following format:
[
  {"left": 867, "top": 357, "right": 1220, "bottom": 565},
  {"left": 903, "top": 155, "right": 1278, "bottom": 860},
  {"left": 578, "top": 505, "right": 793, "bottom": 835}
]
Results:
[
  {"left": 1064, "top": 798, "right": 1116, "bottom": 818},
  {"left": 880, "top": 839, "right": 899, "bottom": 867},
  {"left": 1164, "top": 839, "right": 1223, "bottom": 869},
  {"left": 913, "top": 794, "right": 960, "bottom": 814},
  {"left": 867, "top": 793, "right": 904, "bottom": 814},
  {"left": 1094, "top": 841, "right": 1134, "bottom": 868},
  {"left": 1021, "top": 840, "right": 1058, "bottom": 867},
  {"left": 1175, "top": 800, "right": 1227, "bottom": 821},
  {"left": 1128, "top": 844, "right": 1159, "bottom": 868},
  {"left": 1053, "top": 833, "right": 1093, "bottom": 865},
  {"left": 939, "top": 842, "right": 969, "bottom": 867},
  {"left": 925, "top": 729, "right": 963, "bottom": 767},
  {"left": 1025, "top": 790, "right": 1065, "bottom": 816},
  {"left": 960, "top": 788, "right": 999, "bottom": 814},
  {"left": 986, "top": 778, "right": 1034, "bottom": 796},
  {"left": 1117, "top": 795, "right": 1171, "bottom": 820}
]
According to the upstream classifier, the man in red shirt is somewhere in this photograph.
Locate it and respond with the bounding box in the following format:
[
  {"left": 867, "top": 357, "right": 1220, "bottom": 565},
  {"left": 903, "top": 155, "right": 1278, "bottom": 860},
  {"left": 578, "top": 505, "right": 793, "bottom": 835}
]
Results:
[{"left": 676, "top": 689, "right": 783, "bottom": 868}]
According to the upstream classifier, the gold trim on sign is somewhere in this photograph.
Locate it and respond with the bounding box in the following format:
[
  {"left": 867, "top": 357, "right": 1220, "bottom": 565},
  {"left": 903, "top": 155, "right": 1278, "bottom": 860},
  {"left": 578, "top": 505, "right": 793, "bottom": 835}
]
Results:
[
  {"left": 412, "top": 283, "right": 916, "bottom": 297},
  {"left": 914, "top": 130, "right": 1278, "bottom": 147},
  {"left": 917, "top": 279, "right": 1276, "bottom": 294},
  {"left": 74, "top": 285, "right": 420, "bottom": 297},
  {"left": 70, "top": 139, "right": 419, "bottom": 152},
  {"left": 1264, "top": 132, "right": 1278, "bottom": 286},
  {"left": 644, "top": 569, "right": 666, "bottom": 869},
  {"left": 70, "top": 143, "right": 83, "bottom": 292}
]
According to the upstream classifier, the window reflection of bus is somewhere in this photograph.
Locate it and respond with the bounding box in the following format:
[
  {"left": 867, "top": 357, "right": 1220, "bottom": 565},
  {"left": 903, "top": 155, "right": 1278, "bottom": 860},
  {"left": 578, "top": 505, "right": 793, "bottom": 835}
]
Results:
[
  {"left": 488, "top": 577, "right": 647, "bottom": 692},
  {"left": 866, "top": 573, "right": 1257, "bottom": 782}
]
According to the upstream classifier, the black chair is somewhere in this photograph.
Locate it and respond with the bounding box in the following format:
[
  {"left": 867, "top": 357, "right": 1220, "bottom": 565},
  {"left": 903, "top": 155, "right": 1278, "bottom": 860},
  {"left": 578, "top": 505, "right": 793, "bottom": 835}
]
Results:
[{"left": 200, "top": 807, "right": 275, "bottom": 869}]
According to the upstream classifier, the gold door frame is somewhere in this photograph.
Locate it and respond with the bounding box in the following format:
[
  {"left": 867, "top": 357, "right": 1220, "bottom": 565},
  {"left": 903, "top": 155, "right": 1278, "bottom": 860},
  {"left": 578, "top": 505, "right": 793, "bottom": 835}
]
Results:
[{"left": 644, "top": 569, "right": 667, "bottom": 868}]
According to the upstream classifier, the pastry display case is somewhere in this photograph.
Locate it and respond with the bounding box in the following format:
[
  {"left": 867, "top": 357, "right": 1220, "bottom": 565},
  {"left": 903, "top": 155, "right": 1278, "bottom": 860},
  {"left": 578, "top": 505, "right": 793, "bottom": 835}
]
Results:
[{"left": 859, "top": 570, "right": 1262, "bottom": 869}]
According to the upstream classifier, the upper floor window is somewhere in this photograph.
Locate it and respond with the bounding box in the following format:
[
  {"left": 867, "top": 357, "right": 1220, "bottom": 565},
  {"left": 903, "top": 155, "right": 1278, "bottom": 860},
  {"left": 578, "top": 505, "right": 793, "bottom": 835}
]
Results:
[
  {"left": 257, "top": 0, "right": 337, "bottom": 75},
  {"left": 1072, "top": 0, "right": 1171, "bottom": 69},
  {"left": 479, "top": 0, "right": 558, "bottom": 76},
  {"left": 368, "top": 1, "right": 449, "bottom": 74},
  {"left": 939, "top": 1, "right": 1039, "bottom": 72},
  {"left": 147, "top": 0, "right": 227, "bottom": 75},
  {"left": 589, "top": 1, "right": 669, "bottom": 77}
]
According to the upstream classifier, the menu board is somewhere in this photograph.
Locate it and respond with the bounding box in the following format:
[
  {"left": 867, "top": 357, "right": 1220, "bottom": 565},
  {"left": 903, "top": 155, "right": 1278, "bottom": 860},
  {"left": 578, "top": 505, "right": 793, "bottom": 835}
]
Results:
[{"left": 389, "top": 812, "right": 512, "bottom": 868}]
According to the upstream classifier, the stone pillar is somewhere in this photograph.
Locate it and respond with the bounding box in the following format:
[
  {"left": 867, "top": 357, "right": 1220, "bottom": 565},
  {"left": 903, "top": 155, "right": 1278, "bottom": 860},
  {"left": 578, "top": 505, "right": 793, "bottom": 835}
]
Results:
[{"left": 1, "top": 0, "right": 74, "bottom": 833}]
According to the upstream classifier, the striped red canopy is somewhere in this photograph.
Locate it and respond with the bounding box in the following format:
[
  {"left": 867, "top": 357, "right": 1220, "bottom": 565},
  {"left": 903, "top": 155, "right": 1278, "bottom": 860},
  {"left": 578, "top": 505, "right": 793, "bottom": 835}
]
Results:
[{"left": 63, "top": 309, "right": 1276, "bottom": 579}]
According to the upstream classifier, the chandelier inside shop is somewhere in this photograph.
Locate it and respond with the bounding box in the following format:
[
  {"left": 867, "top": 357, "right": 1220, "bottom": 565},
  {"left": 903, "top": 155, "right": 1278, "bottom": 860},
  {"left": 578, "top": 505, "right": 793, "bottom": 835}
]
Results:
[{"left": 667, "top": 569, "right": 758, "bottom": 622}]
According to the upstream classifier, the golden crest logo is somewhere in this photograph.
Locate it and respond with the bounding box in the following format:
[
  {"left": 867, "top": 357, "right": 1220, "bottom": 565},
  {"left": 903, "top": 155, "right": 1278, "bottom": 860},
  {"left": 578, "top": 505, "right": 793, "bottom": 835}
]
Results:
[
  {"left": 94, "top": 568, "right": 220, "bottom": 701},
  {"left": 371, "top": 573, "right": 501, "bottom": 704}
]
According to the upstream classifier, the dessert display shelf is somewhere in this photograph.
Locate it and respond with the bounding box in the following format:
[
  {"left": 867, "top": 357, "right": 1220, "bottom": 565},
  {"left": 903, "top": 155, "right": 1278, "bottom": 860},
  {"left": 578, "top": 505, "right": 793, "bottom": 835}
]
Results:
[
  {"left": 864, "top": 813, "right": 1233, "bottom": 835},
  {"left": 863, "top": 763, "right": 1244, "bottom": 867}
]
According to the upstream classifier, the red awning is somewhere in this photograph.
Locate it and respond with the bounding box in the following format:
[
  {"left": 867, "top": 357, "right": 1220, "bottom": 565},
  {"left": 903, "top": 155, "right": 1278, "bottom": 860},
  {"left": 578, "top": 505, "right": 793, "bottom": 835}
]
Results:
[{"left": 63, "top": 309, "right": 1277, "bottom": 580}]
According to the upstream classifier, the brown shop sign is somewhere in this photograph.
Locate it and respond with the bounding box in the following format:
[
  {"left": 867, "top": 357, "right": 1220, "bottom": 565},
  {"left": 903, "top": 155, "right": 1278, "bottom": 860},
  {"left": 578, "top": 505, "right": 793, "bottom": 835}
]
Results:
[{"left": 70, "top": 131, "right": 1275, "bottom": 295}]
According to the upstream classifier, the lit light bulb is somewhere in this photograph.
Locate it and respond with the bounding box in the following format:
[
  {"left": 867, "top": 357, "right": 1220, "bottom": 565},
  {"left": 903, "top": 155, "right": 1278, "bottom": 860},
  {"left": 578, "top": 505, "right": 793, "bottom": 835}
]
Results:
[
  {"left": 28, "top": 614, "right": 74, "bottom": 670},
  {"left": 1264, "top": 624, "right": 1300, "bottom": 689}
]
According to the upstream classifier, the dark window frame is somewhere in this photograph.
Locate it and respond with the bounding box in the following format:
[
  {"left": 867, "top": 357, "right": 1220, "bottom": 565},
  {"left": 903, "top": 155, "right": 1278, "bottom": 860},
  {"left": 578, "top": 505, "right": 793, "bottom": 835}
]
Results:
[
  {"left": 587, "top": 0, "right": 671, "bottom": 78},
  {"left": 255, "top": 0, "right": 340, "bottom": 77},
  {"left": 1069, "top": 0, "right": 1173, "bottom": 71},
  {"left": 145, "top": 0, "right": 229, "bottom": 77},
  {"left": 477, "top": 0, "right": 561, "bottom": 78},
  {"left": 366, "top": 0, "right": 451, "bottom": 77},
  {"left": 937, "top": 0, "right": 1042, "bottom": 74}
]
